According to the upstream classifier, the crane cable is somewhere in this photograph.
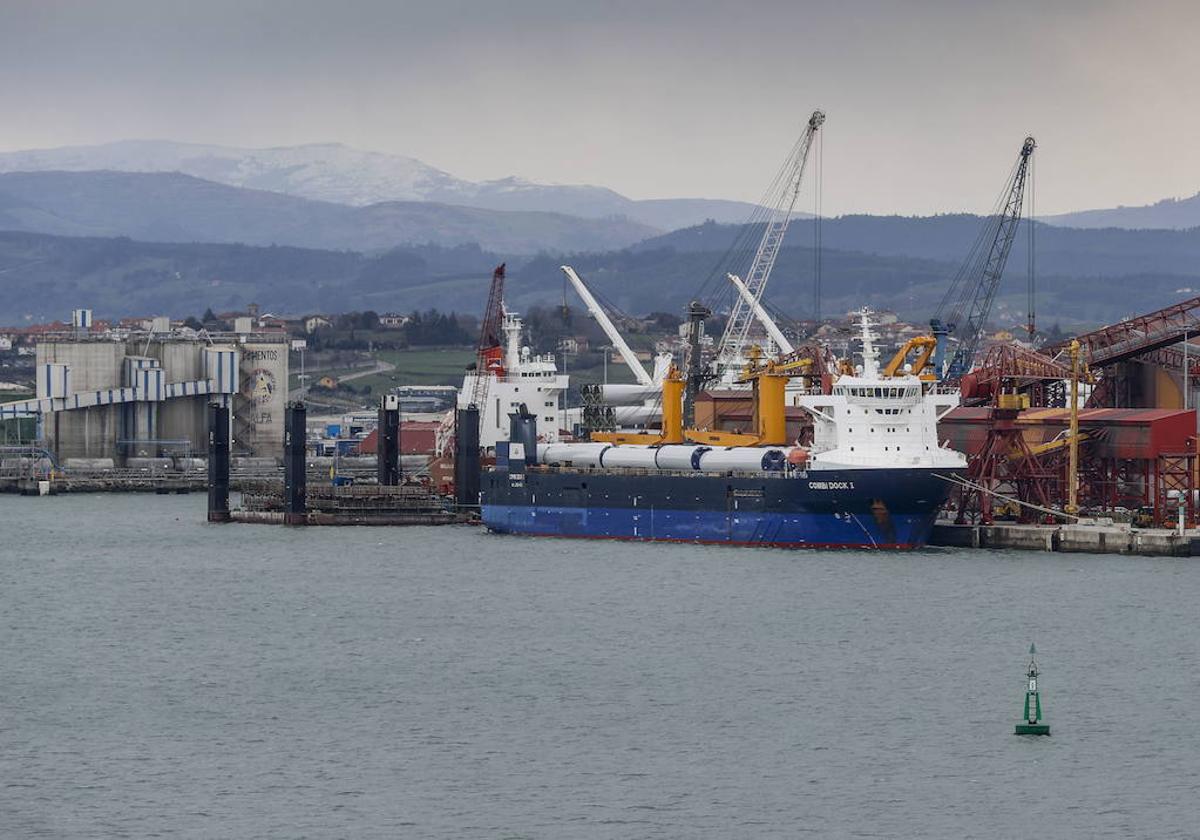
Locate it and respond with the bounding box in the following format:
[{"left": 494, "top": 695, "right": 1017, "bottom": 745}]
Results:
[
  {"left": 694, "top": 126, "right": 816, "bottom": 309},
  {"left": 934, "top": 153, "right": 1023, "bottom": 331},
  {"left": 813, "top": 126, "right": 823, "bottom": 324},
  {"left": 1027, "top": 152, "right": 1037, "bottom": 341}
]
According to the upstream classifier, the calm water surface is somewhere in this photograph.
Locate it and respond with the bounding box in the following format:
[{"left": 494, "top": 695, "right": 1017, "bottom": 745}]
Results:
[{"left": 3, "top": 494, "right": 1199, "bottom": 838}]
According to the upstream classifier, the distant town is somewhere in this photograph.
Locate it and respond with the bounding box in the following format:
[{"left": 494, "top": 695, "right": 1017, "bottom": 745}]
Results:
[{"left": 1, "top": 301, "right": 1044, "bottom": 409}]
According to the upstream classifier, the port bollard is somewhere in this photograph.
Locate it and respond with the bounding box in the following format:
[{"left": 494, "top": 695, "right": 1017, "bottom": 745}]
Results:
[
  {"left": 454, "top": 406, "right": 480, "bottom": 510},
  {"left": 206, "top": 401, "right": 231, "bottom": 522},
  {"left": 377, "top": 395, "right": 401, "bottom": 486},
  {"left": 283, "top": 401, "right": 307, "bottom": 525}
]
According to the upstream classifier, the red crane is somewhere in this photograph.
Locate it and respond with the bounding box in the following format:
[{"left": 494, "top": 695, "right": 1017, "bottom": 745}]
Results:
[{"left": 469, "top": 263, "right": 506, "bottom": 409}]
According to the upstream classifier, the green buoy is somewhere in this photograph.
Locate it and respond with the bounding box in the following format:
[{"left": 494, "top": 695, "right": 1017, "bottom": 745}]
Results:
[{"left": 1014, "top": 643, "right": 1050, "bottom": 736}]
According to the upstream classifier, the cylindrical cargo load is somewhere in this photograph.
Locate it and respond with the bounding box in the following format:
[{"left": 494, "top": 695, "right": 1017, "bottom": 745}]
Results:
[
  {"left": 696, "top": 447, "right": 787, "bottom": 473},
  {"left": 599, "top": 446, "right": 660, "bottom": 469},
  {"left": 761, "top": 449, "right": 787, "bottom": 472},
  {"left": 594, "top": 384, "right": 664, "bottom": 406},
  {"left": 653, "top": 445, "right": 706, "bottom": 471},
  {"left": 612, "top": 405, "right": 661, "bottom": 425},
  {"left": 539, "top": 443, "right": 612, "bottom": 468}
]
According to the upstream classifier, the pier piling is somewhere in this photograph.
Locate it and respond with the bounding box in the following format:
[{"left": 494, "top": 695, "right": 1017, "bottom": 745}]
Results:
[
  {"left": 206, "top": 402, "right": 231, "bottom": 522},
  {"left": 455, "top": 406, "right": 480, "bottom": 510},
  {"left": 283, "top": 401, "right": 307, "bottom": 525},
  {"left": 377, "top": 395, "right": 401, "bottom": 486}
]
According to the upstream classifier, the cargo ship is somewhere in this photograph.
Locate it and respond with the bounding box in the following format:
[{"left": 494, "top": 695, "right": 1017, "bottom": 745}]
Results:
[{"left": 481, "top": 312, "right": 968, "bottom": 549}]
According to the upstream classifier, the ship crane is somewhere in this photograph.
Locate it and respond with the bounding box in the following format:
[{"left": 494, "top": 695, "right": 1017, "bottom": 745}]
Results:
[
  {"left": 715, "top": 110, "right": 825, "bottom": 381},
  {"left": 726, "top": 272, "right": 796, "bottom": 356},
  {"left": 931, "top": 136, "right": 1036, "bottom": 384},
  {"left": 560, "top": 265, "right": 654, "bottom": 386},
  {"left": 469, "top": 263, "right": 507, "bottom": 408}
]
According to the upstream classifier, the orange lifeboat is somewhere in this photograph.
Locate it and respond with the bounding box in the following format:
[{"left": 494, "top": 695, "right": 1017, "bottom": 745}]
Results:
[{"left": 787, "top": 447, "right": 809, "bottom": 466}]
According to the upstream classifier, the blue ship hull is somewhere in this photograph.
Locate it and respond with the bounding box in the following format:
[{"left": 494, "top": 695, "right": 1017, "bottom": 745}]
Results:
[{"left": 481, "top": 466, "right": 958, "bottom": 550}]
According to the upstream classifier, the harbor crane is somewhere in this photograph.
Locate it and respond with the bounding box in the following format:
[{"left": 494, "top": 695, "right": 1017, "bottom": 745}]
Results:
[
  {"left": 715, "top": 110, "right": 825, "bottom": 381},
  {"left": 931, "top": 136, "right": 1036, "bottom": 384}
]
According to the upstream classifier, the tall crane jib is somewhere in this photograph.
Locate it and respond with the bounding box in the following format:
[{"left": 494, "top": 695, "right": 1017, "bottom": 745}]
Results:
[
  {"left": 716, "top": 110, "right": 825, "bottom": 375},
  {"left": 932, "top": 137, "right": 1036, "bottom": 383},
  {"left": 469, "top": 263, "right": 506, "bottom": 409}
]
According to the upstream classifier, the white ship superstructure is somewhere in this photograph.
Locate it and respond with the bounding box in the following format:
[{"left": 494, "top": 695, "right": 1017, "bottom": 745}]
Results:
[
  {"left": 797, "top": 310, "right": 966, "bottom": 471},
  {"left": 458, "top": 309, "right": 568, "bottom": 449}
]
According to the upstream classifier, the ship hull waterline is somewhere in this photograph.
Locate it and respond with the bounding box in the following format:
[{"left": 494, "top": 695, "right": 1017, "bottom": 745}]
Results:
[{"left": 481, "top": 466, "right": 960, "bottom": 550}]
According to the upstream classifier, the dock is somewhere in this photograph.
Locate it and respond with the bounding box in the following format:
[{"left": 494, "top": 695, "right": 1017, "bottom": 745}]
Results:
[
  {"left": 931, "top": 520, "right": 1200, "bottom": 556},
  {"left": 234, "top": 481, "right": 473, "bottom": 526}
]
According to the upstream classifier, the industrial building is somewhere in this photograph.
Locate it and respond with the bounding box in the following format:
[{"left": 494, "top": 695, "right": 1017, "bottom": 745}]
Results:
[{"left": 0, "top": 317, "right": 289, "bottom": 463}]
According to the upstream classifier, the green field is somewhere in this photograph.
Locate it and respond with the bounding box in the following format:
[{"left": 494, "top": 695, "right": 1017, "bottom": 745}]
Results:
[
  {"left": 308, "top": 347, "right": 646, "bottom": 405},
  {"left": 358, "top": 348, "right": 478, "bottom": 391}
]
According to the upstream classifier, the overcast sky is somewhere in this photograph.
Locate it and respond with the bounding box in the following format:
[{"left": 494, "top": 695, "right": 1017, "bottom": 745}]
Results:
[{"left": 1, "top": 0, "right": 1197, "bottom": 215}]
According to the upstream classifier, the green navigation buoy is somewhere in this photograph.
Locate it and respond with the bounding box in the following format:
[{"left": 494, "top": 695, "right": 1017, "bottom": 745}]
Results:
[{"left": 1015, "top": 643, "right": 1050, "bottom": 736}]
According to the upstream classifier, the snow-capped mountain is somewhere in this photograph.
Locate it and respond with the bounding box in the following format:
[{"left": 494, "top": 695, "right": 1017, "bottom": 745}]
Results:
[
  {"left": 0, "top": 140, "right": 464, "bottom": 206},
  {"left": 0, "top": 139, "right": 759, "bottom": 230}
]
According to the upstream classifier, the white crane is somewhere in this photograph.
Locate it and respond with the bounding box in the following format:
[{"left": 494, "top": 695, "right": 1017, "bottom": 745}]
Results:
[
  {"left": 726, "top": 272, "right": 795, "bottom": 356},
  {"left": 561, "top": 265, "right": 653, "bottom": 387},
  {"left": 716, "top": 110, "right": 824, "bottom": 380}
]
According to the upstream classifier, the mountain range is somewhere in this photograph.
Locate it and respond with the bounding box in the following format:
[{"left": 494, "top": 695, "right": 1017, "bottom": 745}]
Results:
[
  {"left": 1041, "top": 192, "right": 1200, "bottom": 230},
  {"left": 0, "top": 171, "right": 657, "bottom": 254},
  {"left": 0, "top": 139, "right": 761, "bottom": 231},
  {"left": 3, "top": 139, "right": 1200, "bottom": 230},
  {"left": 4, "top": 215, "right": 1200, "bottom": 329},
  {"left": 3, "top": 138, "right": 1200, "bottom": 329}
]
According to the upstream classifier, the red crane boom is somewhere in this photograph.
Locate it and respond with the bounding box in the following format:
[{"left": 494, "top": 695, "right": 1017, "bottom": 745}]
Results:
[{"left": 469, "top": 263, "right": 506, "bottom": 409}]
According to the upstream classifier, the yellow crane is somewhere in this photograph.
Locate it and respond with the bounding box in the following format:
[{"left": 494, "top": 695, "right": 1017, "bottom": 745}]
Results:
[
  {"left": 882, "top": 335, "right": 938, "bottom": 379},
  {"left": 590, "top": 366, "right": 686, "bottom": 446},
  {"left": 684, "top": 347, "right": 813, "bottom": 447}
]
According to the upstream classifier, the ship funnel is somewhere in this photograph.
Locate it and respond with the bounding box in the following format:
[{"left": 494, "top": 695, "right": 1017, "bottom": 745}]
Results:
[{"left": 509, "top": 404, "right": 538, "bottom": 467}]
